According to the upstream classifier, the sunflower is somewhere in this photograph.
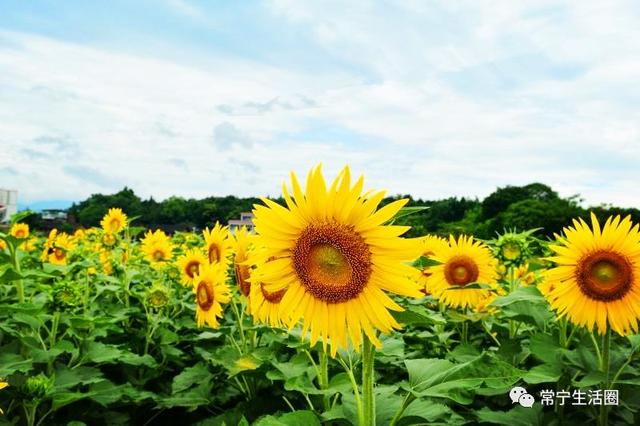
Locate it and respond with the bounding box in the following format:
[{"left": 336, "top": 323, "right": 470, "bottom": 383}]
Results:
[
  {"left": 177, "top": 248, "right": 208, "bottom": 287},
  {"left": 101, "top": 232, "right": 117, "bottom": 248},
  {"left": 426, "top": 235, "right": 498, "bottom": 309},
  {"left": 232, "top": 227, "right": 253, "bottom": 297},
  {"left": 203, "top": 222, "right": 231, "bottom": 267},
  {"left": 193, "top": 263, "right": 231, "bottom": 328},
  {"left": 10, "top": 223, "right": 29, "bottom": 239},
  {"left": 417, "top": 235, "right": 449, "bottom": 294},
  {"left": 249, "top": 254, "right": 288, "bottom": 327},
  {"left": 0, "top": 239, "right": 6, "bottom": 250},
  {"left": 100, "top": 208, "right": 128, "bottom": 233},
  {"left": 20, "top": 237, "right": 37, "bottom": 252},
  {"left": 543, "top": 214, "right": 640, "bottom": 336},
  {"left": 141, "top": 230, "right": 173, "bottom": 263},
  {"left": 41, "top": 231, "right": 75, "bottom": 265},
  {"left": 252, "top": 165, "right": 422, "bottom": 356}
]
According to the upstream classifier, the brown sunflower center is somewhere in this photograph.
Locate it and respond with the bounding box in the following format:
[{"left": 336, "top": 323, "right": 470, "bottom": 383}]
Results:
[
  {"left": 293, "top": 222, "right": 372, "bottom": 304},
  {"left": 444, "top": 255, "right": 479, "bottom": 286},
  {"left": 153, "top": 249, "right": 166, "bottom": 261},
  {"left": 15, "top": 230, "right": 26, "bottom": 238},
  {"left": 260, "top": 283, "right": 286, "bottom": 304},
  {"left": 109, "top": 218, "right": 121, "bottom": 229},
  {"left": 577, "top": 251, "right": 632, "bottom": 301},
  {"left": 235, "top": 263, "right": 251, "bottom": 297},
  {"left": 185, "top": 261, "right": 200, "bottom": 278},
  {"left": 54, "top": 248, "right": 65, "bottom": 260},
  {"left": 196, "top": 281, "right": 214, "bottom": 311},
  {"left": 208, "top": 244, "right": 221, "bottom": 264}
]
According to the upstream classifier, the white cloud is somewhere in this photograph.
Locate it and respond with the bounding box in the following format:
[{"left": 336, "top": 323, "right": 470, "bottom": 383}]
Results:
[{"left": 1, "top": 0, "right": 640, "bottom": 209}]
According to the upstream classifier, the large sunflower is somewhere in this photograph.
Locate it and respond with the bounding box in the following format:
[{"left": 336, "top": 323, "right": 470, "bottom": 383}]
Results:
[
  {"left": 426, "top": 235, "right": 498, "bottom": 309},
  {"left": 203, "top": 222, "right": 231, "bottom": 267},
  {"left": 253, "top": 165, "right": 422, "bottom": 355},
  {"left": 100, "top": 208, "right": 128, "bottom": 233},
  {"left": 193, "top": 263, "right": 231, "bottom": 329},
  {"left": 177, "top": 248, "right": 207, "bottom": 287},
  {"left": 141, "top": 230, "right": 173, "bottom": 263},
  {"left": 543, "top": 214, "right": 640, "bottom": 336}
]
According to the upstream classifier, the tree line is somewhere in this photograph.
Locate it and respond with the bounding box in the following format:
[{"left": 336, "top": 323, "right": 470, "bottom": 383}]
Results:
[{"left": 24, "top": 184, "right": 640, "bottom": 239}]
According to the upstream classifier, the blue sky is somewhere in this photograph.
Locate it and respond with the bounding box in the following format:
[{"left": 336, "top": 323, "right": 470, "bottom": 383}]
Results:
[{"left": 1, "top": 0, "right": 640, "bottom": 207}]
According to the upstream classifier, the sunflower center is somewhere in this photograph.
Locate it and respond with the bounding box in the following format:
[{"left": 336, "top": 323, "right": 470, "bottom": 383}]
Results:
[
  {"left": 577, "top": 251, "right": 632, "bottom": 301},
  {"left": 54, "top": 248, "right": 65, "bottom": 260},
  {"left": 196, "top": 281, "right": 214, "bottom": 311},
  {"left": 293, "top": 222, "right": 372, "bottom": 304},
  {"left": 444, "top": 255, "right": 479, "bottom": 286},
  {"left": 208, "top": 244, "right": 221, "bottom": 264},
  {"left": 261, "top": 283, "right": 286, "bottom": 304},
  {"left": 153, "top": 249, "right": 165, "bottom": 261},
  {"left": 186, "top": 261, "right": 200, "bottom": 278},
  {"left": 235, "top": 264, "right": 251, "bottom": 297},
  {"left": 109, "top": 218, "right": 121, "bottom": 229},
  {"left": 16, "top": 230, "right": 26, "bottom": 238}
]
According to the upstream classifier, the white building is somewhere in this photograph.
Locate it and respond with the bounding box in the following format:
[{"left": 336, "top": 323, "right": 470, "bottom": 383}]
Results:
[
  {"left": 228, "top": 212, "right": 254, "bottom": 233},
  {"left": 0, "top": 189, "right": 18, "bottom": 224}
]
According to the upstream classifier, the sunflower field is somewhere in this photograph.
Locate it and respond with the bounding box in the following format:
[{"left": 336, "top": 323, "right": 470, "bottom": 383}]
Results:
[{"left": 1, "top": 165, "right": 639, "bottom": 426}]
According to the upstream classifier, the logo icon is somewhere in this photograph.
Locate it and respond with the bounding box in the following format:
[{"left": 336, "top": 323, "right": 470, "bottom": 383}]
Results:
[{"left": 510, "top": 386, "right": 535, "bottom": 408}]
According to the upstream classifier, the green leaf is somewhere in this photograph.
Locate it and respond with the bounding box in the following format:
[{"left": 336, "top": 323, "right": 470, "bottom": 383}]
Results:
[
  {"left": 529, "top": 333, "right": 563, "bottom": 364},
  {"left": 254, "top": 410, "right": 321, "bottom": 426},
  {"left": 0, "top": 352, "right": 33, "bottom": 376},
  {"left": 403, "top": 353, "right": 523, "bottom": 404},
  {"left": 398, "top": 399, "right": 453, "bottom": 425},
  {"left": 172, "top": 363, "right": 212, "bottom": 394},
  {"left": 491, "top": 286, "right": 546, "bottom": 307},
  {"left": 523, "top": 363, "right": 562, "bottom": 384},
  {"left": 475, "top": 405, "right": 544, "bottom": 426},
  {"left": 55, "top": 366, "right": 104, "bottom": 390},
  {"left": 412, "top": 256, "right": 442, "bottom": 269}
]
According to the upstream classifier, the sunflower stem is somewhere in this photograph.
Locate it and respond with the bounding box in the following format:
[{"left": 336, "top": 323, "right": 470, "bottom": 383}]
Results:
[
  {"left": 598, "top": 329, "right": 611, "bottom": 426},
  {"left": 318, "top": 350, "right": 331, "bottom": 412},
  {"left": 9, "top": 244, "right": 25, "bottom": 304},
  {"left": 362, "top": 337, "right": 376, "bottom": 426},
  {"left": 337, "top": 354, "right": 364, "bottom": 426},
  {"left": 590, "top": 331, "right": 603, "bottom": 368}
]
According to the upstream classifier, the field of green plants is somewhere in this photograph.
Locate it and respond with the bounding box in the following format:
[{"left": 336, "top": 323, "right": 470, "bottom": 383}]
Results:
[{"left": 1, "top": 166, "right": 639, "bottom": 426}]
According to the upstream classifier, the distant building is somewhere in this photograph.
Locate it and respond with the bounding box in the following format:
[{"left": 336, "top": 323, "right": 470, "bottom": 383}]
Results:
[
  {"left": 42, "top": 209, "right": 68, "bottom": 221},
  {"left": 228, "top": 212, "right": 254, "bottom": 233},
  {"left": 0, "top": 189, "right": 18, "bottom": 224}
]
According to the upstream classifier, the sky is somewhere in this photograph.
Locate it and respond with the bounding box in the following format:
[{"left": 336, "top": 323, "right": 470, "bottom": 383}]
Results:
[{"left": 1, "top": 0, "right": 639, "bottom": 208}]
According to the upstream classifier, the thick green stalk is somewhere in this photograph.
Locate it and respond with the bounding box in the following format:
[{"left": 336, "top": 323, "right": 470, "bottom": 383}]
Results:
[
  {"left": 599, "top": 329, "right": 611, "bottom": 426},
  {"left": 10, "top": 245, "right": 25, "bottom": 304},
  {"left": 337, "top": 354, "right": 364, "bottom": 426},
  {"left": 362, "top": 337, "right": 376, "bottom": 426},
  {"left": 318, "top": 351, "right": 331, "bottom": 412}
]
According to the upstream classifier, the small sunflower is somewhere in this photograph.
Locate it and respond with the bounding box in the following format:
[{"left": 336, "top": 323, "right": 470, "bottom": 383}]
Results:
[
  {"left": 490, "top": 230, "right": 536, "bottom": 268},
  {"left": 203, "top": 222, "right": 231, "bottom": 267},
  {"left": 426, "top": 235, "right": 498, "bottom": 309},
  {"left": 193, "top": 263, "right": 231, "bottom": 329},
  {"left": 20, "top": 237, "right": 37, "bottom": 252},
  {"left": 253, "top": 165, "right": 422, "bottom": 355},
  {"left": 10, "top": 223, "right": 29, "bottom": 239},
  {"left": 249, "top": 255, "right": 288, "bottom": 327},
  {"left": 43, "top": 232, "right": 75, "bottom": 265},
  {"left": 100, "top": 208, "right": 128, "bottom": 233},
  {"left": 141, "top": 230, "right": 173, "bottom": 263},
  {"left": 147, "top": 283, "right": 171, "bottom": 309},
  {"left": 176, "top": 248, "right": 207, "bottom": 287},
  {"left": 0, "top": 239, "right": 6, "bottom": 250},
  {"left": 543, "top": 214, "right": 640, "bottom": 336},
  {"left": 101, "top": 232, "right": 117, "bottom": 248},
  {"left": 232, "top": 227, "right": 253, "bottom": 297}
]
